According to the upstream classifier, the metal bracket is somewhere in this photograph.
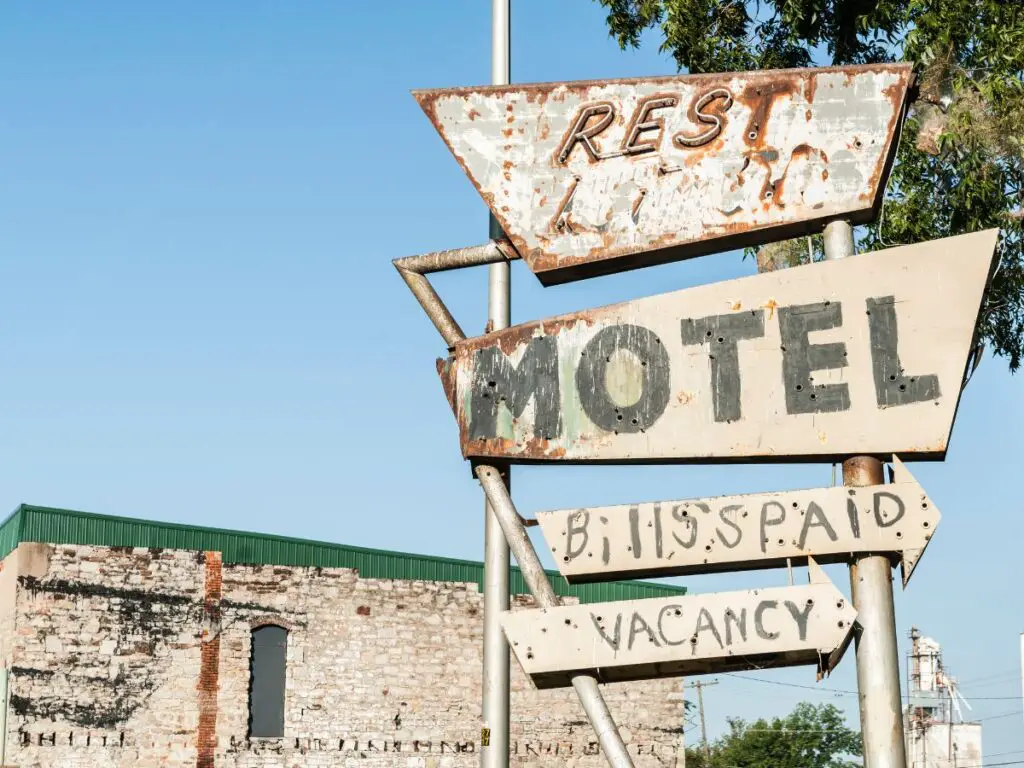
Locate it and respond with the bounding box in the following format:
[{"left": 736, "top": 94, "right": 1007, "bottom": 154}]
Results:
[{"left": 393, "top": 240, "right": 520, "bottom": 348}]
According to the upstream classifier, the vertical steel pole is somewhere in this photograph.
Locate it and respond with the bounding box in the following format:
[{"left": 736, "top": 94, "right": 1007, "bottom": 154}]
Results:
[
  {"left": 823, "top": 222, "right": 908, "bottom": 768},
  {"left": 481, "top": 3, "right": 511, "bottom": 768}
]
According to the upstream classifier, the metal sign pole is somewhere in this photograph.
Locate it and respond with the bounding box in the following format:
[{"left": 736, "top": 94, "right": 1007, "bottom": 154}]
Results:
[
  {"left": 823, "top": 221, "right": 908, "bottom": 768},
  {"left": 477, "top": 466, "right": 636, "bottom": 768},
  {"left": 481, "top": 3, "right": 511, "bottom": 768}
]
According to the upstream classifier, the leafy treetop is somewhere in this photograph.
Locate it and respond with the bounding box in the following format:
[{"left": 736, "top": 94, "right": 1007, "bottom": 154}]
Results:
[
  {"left": 598, "top": 0, "right": 1024, "bottom": 371},
  {"left": 683, "top": 701, "right": 863, "bottom": 768}
]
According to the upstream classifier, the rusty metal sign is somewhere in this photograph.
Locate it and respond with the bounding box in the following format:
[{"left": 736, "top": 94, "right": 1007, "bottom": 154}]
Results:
[
  {"left": 437, "top": 230, "right": 998, "bottom": 465},
  {"left": 538, "top": 457, "right": 939, "bottom": 587},
  {"left": 415, "top": 64, "right": 912, "bottom": 285},
  {"left": 501, "top": 560, "right": 855, "bottom": 688}
]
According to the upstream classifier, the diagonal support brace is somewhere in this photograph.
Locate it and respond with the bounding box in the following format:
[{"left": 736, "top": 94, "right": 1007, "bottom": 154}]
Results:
[
  {"left": 475, "top": 464, "right": 636, "bottom": 768},
  {"left": 393, "top": 240, "right": 520, "bottom": 348}
]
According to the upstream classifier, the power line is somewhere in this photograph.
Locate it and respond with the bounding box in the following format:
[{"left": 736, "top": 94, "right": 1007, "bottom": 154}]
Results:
[
  {"left": 955, "top": 668, "right": 1021, "bottom": 686},
  {"left": 953, "top": 750, "right": 1024, "bottom": 768},
  {"left": 958, "top": 675, "right": 1022, "bottom": 689},
  {"left": 976, "top": 709, "right": 1023, "bottom": 722},
  {"left": 722, "top": 672, "right": 858, "bottom": 696},
  {"left": 722, "top": 672, "right": 1023, "bottom": 700}
]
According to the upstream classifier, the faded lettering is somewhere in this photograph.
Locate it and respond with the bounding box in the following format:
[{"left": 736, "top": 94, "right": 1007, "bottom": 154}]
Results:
[
  {"left": 470, "top": 337, "right": 561, "bottom": 441},
  {"left": 592, "top": 613, "right": 622, "bottom": 651},
  {"left": 784, "top": 599, "right": 813, "bottom": 641},
  {"left": 576, "top": 324, "right": 671, "bottom": 433},
  {"left": 565, "top": 511, "right": 589, "bottom": 560},
  {"left": 629, "top": 505, "right": 643, "bottom": 559},
  {"left": 657, "top": 605, "right": 686, "bottom": 646},
  {"left": 670, "top": 505, "right": 698, "bottom": 549},
  {"left": 694, "top": 607, "right": 723, "bottom": 649},
  {"left": 778, "top": 301, "right": 851, "bottom": 415},
  {"left": 653, "top": 504, "right": 664, "bottom": 558},
  {"left": 622, "top": 95, "right": 678, "bottom": 156},
  {"left": 759, "top": 501, "right": 786, "bottom": 554},
  {"left": 716, "top": 505, "right": 743, "bottom": 549},
  {"left": 628, "top": 612, "right": 661, "bottom": 649},
  {"left": 590, "top": 601, "right": 814, "bottom": 653},
  {"left": 466, "top": 292, "right": 941, "bottom": 444},
  {"left": 754, "top": 600, "right": 779, "bottom": 640},
  {"left": 681, "top": 310, "right": 765, "bottom": 422},
  {"left": 557, "top": 103, "right": 616, "bottom": 164},
  {"left": 796, "top": 502, "right": 838, "bottom": 550},
  {"left": 847, "top": 497, "right": 861, "bottom": 538},
  {"left": 724, "top": 608, "right": 747, "bottom": 645},
  {"left": 873, "top": 491, "right": 905, "bottom": 528},
  {"left": 674, "top": 89, "right": 734, "bottom": 148},
  {"left": 867, "top": 296, "right": 941, "bottom": 407}
]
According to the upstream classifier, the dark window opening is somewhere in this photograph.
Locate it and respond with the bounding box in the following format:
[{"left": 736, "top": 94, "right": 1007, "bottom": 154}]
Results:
[{"left": 248, "top": 625, "right": 287, "bottom": 738}]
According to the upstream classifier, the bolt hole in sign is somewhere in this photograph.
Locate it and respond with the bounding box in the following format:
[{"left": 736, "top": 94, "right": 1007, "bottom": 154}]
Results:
[{"left": 415, "top": 64, "right": 912, "bottom": 285}]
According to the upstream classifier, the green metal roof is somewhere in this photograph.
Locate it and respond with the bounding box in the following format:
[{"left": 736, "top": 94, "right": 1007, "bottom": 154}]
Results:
[{"left": 1, "top": 504, "right": 685, "bottom": 604}]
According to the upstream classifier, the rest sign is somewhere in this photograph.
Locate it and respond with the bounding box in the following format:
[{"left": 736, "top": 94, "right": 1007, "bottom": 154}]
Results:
[{"left": 416, "top": 64, "right": 912, "bottom": 284}]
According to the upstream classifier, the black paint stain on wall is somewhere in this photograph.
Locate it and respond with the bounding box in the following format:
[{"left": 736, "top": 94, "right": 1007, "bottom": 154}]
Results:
[{"left": 15, "top": 574, "right": 203, "bottom": 729}]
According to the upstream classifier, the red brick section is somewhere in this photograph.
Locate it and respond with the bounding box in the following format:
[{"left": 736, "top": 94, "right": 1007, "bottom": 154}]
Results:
[{"left": 196, "top": 551, "right": 223, "bottom": 768}]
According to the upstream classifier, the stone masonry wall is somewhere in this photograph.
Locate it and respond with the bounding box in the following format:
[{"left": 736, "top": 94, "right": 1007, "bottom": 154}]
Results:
[{"left": 4, "top": 543, "right": 685, "bottom": 768}]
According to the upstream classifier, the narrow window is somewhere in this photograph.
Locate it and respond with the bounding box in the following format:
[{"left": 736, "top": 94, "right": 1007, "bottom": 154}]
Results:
[{"left": 248, "top": 625, "right": 287, "bottom": 737}]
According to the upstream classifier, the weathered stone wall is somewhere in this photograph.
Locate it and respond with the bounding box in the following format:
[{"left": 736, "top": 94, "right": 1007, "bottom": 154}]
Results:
[{"left": 3, "top": 543, "right": 685, "bottom": 768}]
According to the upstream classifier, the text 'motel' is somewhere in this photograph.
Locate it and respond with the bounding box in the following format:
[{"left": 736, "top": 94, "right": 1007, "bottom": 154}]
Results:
[{"left": 439, "top": 231, "right": 998, "bottom": 464}]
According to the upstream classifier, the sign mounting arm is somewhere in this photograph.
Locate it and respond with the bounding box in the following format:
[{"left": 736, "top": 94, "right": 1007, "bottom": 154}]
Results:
[
  {"left": 476, "top": 465, "right": 636, "bottom": 768},
  {"left": 393, "top": 239, "right": 520, "bottom": 348}
]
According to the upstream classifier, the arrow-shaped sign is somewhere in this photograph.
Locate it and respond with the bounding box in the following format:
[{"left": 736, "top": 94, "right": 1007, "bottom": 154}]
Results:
[
  {"left": 415, "top": 64, "right": 912, "bottom": 285},
  {"left": 502, "top": 561, "right": 855, "bottom": 689},
  {"left": 438, "top": 230, "right": 998, "bottom": 465},
  {"left": 537, "top": 457, "right": 938, "bottom": 588}
]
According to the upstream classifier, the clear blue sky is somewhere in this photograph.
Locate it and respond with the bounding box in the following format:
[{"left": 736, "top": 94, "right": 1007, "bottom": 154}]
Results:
[{"left": 2, "top": 0, "right": 1021, "bottom": 758}]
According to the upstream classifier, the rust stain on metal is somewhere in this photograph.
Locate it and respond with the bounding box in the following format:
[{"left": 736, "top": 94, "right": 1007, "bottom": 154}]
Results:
[{"left": 413, "top": 63, "right": 913, "bottom": 285}]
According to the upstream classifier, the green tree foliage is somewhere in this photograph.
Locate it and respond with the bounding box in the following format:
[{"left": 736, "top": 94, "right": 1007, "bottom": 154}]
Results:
[
  {"left": 683, "top": 702, "right": 862, "bottom": 768},
  {"left": 598, "top": 0, "right": 1024, "bottom": 371}
]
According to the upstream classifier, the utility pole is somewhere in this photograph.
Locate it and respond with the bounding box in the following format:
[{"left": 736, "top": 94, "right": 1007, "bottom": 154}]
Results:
[
  {"left": 823, "top": 220, "right": 908, "bottom": 768},
  {"left": 694, "top": 679, "right": 717, "bottom": 763},
  {"left": 481, "top": 3, "right": 511, "bottom": 768},
  {"left": 679, "top": 680, "right": 687, "bottom": 768}
]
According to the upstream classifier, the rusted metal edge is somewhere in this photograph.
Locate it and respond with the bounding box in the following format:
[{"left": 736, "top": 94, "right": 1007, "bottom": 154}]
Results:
[
  {"left": 946, "top": 230, "right": 1003, "bottom": 445},
  {"left": 393, "top": 239, "right": 520, "bottom": 348},
  {"left": 413, "top": 64, "right": 915, "bottom": 286},
  {"left": 522, "top": 217, "right": 869, "bottom": 286},
  {"left": 411, "top": 61, "right": 913, "bottom": 100},
  {"left": 866, "top": 73, "right": 917, "bottom": 219}
]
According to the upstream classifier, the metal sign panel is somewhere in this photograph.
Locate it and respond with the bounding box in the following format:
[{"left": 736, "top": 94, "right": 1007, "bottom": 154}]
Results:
[
  {"left": 501, "top": 562, "right": 855, "bottom": 688},
  {"left": 415, "top": 64, "right": 912, "bottom": 285},
  {"left": 438, "top": 230, "right": 998, "bottom": 464},
  {"left": 538, "top": 458, "right": 939, "bottom": 587}
]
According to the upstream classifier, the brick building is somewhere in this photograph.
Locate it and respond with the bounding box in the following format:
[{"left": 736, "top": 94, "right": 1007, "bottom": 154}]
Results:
[{"left": 0, "top": 504, "right": 688, "bottom": 767}]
